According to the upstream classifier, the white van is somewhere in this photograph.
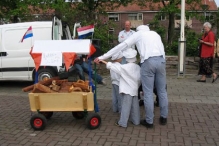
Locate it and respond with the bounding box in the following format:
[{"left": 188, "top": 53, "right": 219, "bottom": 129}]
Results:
[{"left": 0, "top": 17, "right": 74, "bottom": 81}]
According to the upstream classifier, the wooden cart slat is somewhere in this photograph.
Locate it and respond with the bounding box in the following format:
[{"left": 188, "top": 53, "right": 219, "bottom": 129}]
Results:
[{"left": 29, "top": 92, "right": 94, "bottom": 112}]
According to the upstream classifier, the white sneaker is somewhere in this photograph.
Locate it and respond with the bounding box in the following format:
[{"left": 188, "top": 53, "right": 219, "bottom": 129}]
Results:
[{"left": 100, "top": 80, "right": 107, "bottom": 86}]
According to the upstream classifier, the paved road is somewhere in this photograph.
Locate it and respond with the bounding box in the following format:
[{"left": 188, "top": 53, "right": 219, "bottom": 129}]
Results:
[{"left": 0, "top": 73, "right": 219, "bottom": 146}]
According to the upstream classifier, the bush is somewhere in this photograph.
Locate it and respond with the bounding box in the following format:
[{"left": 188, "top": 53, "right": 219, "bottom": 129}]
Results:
[{"left": 165, "top": 28, "right": 201, "bottom": 56}]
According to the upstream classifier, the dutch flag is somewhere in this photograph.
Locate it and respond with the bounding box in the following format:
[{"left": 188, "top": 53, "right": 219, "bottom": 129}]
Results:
[
  {"left": 77, "top": 25, "right": 94, "bottom": 39},
  {"left": 21, "top": 26, "right": 33, "bottom": 42}
]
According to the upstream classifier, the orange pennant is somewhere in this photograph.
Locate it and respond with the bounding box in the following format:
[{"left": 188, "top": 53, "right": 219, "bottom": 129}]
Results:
[
  {"left": 30, "top": 53, "right": 42, "bottom": 71},
  {"left": 88, "top": 44, "right": 96, "bottom": 58},
  {"left": 29, "top": 47, "right": 42, "bottom": 71},
  {"left": 63, "top": 52, "right": 77, "bottom": 71}
]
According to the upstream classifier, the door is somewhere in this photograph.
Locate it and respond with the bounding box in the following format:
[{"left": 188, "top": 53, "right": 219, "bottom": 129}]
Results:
[
  {"left": 52, "top": 16, "right": 73, "bottom": 40},
  {"left": 52, "top": 16, "right": 63, "bottom": 40}
]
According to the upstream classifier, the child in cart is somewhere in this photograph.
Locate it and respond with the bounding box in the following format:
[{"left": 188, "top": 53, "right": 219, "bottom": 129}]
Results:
[
  {"left": 100, "top": 48, "right": 141, "bottom": 128},
  {"left": 110, "top": 52, "right": 123, "bottom": 113}
]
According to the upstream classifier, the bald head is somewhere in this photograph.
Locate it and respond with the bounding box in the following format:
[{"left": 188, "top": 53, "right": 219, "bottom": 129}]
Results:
[{"left": 124, "top": 20, "right": 131, "bottom": 31}]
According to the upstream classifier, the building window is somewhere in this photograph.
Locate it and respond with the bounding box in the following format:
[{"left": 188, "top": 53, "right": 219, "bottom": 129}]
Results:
[
  {"left": 175, "top": 14, "right": 190, "bottom": 21},
  {"left": 175, "top": 14, "right": 181, "bottom": 20},
  {"left": 205, "top": 13, "right": 214, "bottom": 20},
  {"left": 158, "top": 13, "right": 166, "bottom": 21},
  {"left": 108, "top": 14, "right": 119, "bottom": 21},
  {"left": 128, "top": 13, "right": 143, "bottom": 21},
  {"left": 108, "top": 28, "right": 114, "bottom": 45},
  {"left": 186, "top": 15, "right": 190, "bottom": 20}
]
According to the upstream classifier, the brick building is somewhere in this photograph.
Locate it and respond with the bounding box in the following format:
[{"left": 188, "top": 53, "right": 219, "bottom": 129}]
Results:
[{"left": 100, "top": 0, "right": 218, "bottom": 45}]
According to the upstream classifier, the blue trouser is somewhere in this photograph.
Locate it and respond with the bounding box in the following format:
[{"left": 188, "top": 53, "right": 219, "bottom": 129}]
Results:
[
  {"left": 141, "top": 56, "right": 168, "bottom": 124},
  {"left": 121, "top": 57, "right": 127, "bottom": 64},
  {"left": 74, "top": 62, "right": 103, "bottom": 83},
  {"left": 111, "top": 84, "right": 121, "bottom": 113},
  {"left": 118, "top": 94, "right": 140, "bottom": 127}
]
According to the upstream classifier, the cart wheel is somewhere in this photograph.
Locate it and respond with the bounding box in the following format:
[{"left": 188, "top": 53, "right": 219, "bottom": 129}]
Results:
[
  {"left": 86, "top": 113, "right": 101, "bottom": 130},
  {"left": 30, "top": 114, "right": 47, "bottom": 130},
  {"left": 39, "top": 112, "right": 53, "bottom": 119},
  {"left": 72, "top": 112, "right": 85, "bottom": 119}
]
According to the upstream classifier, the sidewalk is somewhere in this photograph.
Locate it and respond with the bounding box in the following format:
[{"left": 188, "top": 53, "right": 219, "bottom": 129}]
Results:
[
  {"left": 0, "top": 73, "right": 219, "bottom": 146},
  {"left": 98, "top": 72, "right": 219, "bottom": 104}
]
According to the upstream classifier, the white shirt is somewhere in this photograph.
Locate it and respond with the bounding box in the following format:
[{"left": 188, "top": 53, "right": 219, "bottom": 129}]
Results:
[
  {"left": 107, "top": 62, "right": 141, "bottom": 96},
  {"left": 99, "top": 29, "right": 165, "bottom": 63},
  {"left": 118, "top": 30, "right": 135, "bottom": 49},
  {"left": 110, "top": 62, "right": 120, "bottom": 86}
]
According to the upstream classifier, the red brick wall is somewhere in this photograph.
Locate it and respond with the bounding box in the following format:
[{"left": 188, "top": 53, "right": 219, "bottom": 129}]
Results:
[{"left": 101, "top": 12, "right": 217, "bottom": 49}]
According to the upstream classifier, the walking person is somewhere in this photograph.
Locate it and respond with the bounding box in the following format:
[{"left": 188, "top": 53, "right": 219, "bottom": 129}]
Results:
[
  {"left": 197, "top": 22, "right": 218, "bottom": 83},
  {"left": 100, "top": 48, "right": 141, "bottom": 128},
  {"left": 94, "top": 25, "right": 168, "bottom": 128}
]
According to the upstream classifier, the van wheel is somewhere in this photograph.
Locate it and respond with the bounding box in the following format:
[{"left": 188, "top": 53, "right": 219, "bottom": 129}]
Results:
[{"left": 37, "top": 68, "right": 56, "bottom": 81}]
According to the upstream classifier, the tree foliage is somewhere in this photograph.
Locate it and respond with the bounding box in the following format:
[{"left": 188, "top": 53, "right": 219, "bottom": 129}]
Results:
[
  {"left": 133, "top": 0, "right": 203, "bottom": 45},
  {"left": 0, "top": 0, "right": 31, "bottom": 23},
  {"left": 0, "top": 0, "right": 216, "bottom": 54}
]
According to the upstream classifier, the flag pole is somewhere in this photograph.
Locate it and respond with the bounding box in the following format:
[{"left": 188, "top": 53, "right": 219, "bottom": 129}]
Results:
[{"left": 31, "top": 29, "right": 38, "bottom": 84}]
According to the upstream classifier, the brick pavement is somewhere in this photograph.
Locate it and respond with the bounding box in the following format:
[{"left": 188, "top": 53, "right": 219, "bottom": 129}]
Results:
[{"left": 0, "top": 73, "right": 219, "bottom": 146}]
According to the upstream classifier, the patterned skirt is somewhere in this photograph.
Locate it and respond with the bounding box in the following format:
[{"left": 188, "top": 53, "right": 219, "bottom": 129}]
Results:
[{"left": 198, "top": 57, "right": 213, "bottom": 75}]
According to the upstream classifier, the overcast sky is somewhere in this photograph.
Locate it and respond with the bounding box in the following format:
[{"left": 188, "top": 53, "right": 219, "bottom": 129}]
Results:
[{"left": 215, "top": 0, "right": 219, "bottom": 6}]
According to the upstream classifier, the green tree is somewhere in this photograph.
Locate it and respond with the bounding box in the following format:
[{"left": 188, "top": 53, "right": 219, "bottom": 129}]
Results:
[
  {"left": 134, "top": 0, "right": 203, "bottom": 45},
  {"left": 30, "top": 0, "right": 135, "bottom": 52},
  {"left": 0, "top": 0, "right": 31, "bottom": 23}
]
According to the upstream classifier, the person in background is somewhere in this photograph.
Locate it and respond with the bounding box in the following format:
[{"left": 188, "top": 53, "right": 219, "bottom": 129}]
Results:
[
  {"left": 94, "top": 25, "right": 168, "bottom": 128},
  {"left": 197, "top": 22, "right": 218, "bottom": 83},
  {"left": 100, "top": 48, "right": 141, "bottom": 128},
  {"left": 118, "top": 20, "right": 136, "bottom": 64},
  {"left": 110, "top": 52, "right": 123, "bottom": 113}
]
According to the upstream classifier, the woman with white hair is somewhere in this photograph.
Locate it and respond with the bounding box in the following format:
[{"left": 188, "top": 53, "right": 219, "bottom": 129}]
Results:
[{"left": 197, "top": 22, "right": 218, "bottom": 83}]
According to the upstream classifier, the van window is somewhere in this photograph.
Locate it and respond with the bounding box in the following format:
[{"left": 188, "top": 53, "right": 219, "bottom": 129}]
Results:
[
  {"left": 4, "top": 27, "right": 51, "bottom": 51},
  {"left": 53, "top": 26, "right": 59, "bottom": 40}
]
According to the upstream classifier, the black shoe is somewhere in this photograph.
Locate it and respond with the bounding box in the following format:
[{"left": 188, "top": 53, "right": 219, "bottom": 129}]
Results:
[
  {"left": 159, "top": 117, "right": 167, "bottom": 125},
  {"left": 197, "top": 79, "right": 206, "bottom": 82},
  {"left": 212, "top": 75, "right": 219, "bottom": 83},
  {"left": 114, "top": 121, "right": 122, "bottom": 127},
  {"left": 140, "top": 120, "right": 153, "bottom": 128}
]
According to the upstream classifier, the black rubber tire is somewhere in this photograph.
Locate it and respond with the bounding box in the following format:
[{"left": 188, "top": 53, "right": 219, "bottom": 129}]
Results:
[
  {"left": 30, "top": 114, "right": 47, "bottom": 131},
  {"left": 37, "top": 68, "right": 56, "bottom": 81},
  {"left": 39, "top": 112, "right": 53, "bottom": 119},
  {"left": 86, "top": 113, "right": 101, "bottom": 130},
  {"left": 72, "top": 112, "right": 85, "bottom": 119}
]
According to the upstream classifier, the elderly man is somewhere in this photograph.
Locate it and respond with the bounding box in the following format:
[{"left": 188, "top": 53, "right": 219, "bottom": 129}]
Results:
[
  {"left": 118, "top": 20, "right": 135, "bottom": 64},
  {"left": 118, "top": 20, "right": 136, "bottom": 49},
  {"left": 94, "top": 25, "right": 168, "bottom": 128}
]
